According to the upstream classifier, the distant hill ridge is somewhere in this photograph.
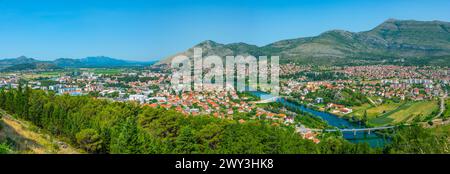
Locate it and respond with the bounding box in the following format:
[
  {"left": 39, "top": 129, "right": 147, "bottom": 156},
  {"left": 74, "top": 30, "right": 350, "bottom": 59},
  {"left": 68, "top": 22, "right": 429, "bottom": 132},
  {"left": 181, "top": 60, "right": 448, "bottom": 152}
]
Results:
[
  {"left": 0, "top": 56, "right": 155, "bottom": 71},
  {"left": 157, "top": 19, "right": 450, "bottom": 66}
]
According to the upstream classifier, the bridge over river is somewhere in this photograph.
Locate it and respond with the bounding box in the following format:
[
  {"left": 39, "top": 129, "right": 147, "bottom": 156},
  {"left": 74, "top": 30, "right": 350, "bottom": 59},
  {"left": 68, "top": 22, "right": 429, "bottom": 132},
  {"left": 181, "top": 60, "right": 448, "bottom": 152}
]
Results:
[
  {"left": 250, "top": 91, "right": 396, "bottom": 146},
  {"left": 309, "top": 126, "right": 397, "bottom": 135},
  {"left": 255, "top": 95, "right": 398, "bottom": 135}
]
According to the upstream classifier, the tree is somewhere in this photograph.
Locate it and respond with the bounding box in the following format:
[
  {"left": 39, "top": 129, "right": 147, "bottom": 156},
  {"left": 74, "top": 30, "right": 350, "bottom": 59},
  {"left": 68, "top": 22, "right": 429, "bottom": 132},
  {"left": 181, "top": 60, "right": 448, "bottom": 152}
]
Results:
[
  {"left": 196, "top": 123, "right": 223, "bottom": 152},
  {"left": 22, "top": 85, "right": 31, "bottom": 119},
  {"left": 362, "top": 110, "right": 368, "bottom": 125},
  {"left": 384, "top": 126, "right": 450, "bottom": 154},
  {"left": 110, "top": 117, "right": 139, "bottom": 154},
  {"left": 174, "top": 126, "right": 198, "bottom": 153},
  {"left": 0, "top": 88, "right": 389, "bottom": 154},
  {"left": 76, "top": 129, "right": 103, "bottom": 153}
]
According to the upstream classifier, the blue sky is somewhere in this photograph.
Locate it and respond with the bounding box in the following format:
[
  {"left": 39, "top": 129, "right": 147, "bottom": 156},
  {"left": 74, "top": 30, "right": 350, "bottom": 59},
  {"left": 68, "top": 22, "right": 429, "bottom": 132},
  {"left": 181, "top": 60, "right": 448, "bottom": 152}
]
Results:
[{"left": 1, "top": 0, "right": 449, "bottom": 61}]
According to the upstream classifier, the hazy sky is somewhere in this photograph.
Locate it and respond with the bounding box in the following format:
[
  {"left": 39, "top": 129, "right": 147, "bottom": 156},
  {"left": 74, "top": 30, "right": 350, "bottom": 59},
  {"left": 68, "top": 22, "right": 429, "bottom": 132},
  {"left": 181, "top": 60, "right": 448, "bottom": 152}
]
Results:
[{"left": 1, "top": 0, "right": 449, "bottom": 61}]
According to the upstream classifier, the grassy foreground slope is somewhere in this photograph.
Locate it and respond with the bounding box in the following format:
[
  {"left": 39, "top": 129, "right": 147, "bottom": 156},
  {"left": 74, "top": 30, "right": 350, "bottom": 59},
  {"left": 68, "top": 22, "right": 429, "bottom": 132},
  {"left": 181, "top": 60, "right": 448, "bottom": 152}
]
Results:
[{"left": 0, "top": 111, "right": 81, "bottom": 154}]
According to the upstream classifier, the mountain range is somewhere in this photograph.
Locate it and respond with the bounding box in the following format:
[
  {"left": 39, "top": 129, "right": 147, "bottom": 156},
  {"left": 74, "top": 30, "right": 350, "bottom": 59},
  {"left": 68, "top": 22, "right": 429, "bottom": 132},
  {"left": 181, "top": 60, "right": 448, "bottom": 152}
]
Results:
[
  {"left": 157, "top": 19, "right": 450, "bottom": 66},
  {"left": 2, "top": 19, "right": 449, "bottom": 71},
  {"left": 0, "top": 56, "right": 154, "bottom": 71}
]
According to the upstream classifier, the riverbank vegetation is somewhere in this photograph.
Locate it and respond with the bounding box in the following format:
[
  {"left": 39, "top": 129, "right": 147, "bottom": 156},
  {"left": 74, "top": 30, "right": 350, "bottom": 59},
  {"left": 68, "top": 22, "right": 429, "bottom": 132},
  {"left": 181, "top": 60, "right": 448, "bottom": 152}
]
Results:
[{"left": 257, "top": 102, "right": 331, "bottom": 129}]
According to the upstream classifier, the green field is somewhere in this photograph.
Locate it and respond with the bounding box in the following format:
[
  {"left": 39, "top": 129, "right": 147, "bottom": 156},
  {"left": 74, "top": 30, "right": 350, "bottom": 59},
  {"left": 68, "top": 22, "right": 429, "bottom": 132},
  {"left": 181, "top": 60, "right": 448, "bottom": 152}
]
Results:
[
  {"left": 88, "top": 68, "right": 123, "bottom": 75},
  {"left": 369, "top": 101, "right": 439, "bottom": 126},
  {"left": 22, "top": 71, "right": 63, "bottom": 79},
  {"left": 351, "top": 103, "right": 372, "bottom": 118},
  {"left": 352, "top": 101, "right": 404, "bottom": 118},
  {"left": 38, "top": 71, "right": 62, "bottom": 76},
  {"left": 388, "top": 101, "right": 438, "bottom": 122},
  {"left": 350, "top": 99, "right": 440, "bottom": 127},
  {"left": 367, "top": 102, "right": 404, "bottom": 117}
]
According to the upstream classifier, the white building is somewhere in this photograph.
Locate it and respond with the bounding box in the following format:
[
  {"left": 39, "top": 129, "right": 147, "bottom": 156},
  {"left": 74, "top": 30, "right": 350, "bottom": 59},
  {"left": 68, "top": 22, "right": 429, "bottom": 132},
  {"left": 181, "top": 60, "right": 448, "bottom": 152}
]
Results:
[{"left": 128, "top": 94, "right": 148, "bottom": 103}]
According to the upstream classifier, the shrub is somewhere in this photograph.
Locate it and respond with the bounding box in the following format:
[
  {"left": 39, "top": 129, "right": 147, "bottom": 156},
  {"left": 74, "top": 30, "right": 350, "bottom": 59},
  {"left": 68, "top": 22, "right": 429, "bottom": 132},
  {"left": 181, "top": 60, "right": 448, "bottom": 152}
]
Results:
[{"left": 0, "top": 143, "right": 13, "bottom": 154}]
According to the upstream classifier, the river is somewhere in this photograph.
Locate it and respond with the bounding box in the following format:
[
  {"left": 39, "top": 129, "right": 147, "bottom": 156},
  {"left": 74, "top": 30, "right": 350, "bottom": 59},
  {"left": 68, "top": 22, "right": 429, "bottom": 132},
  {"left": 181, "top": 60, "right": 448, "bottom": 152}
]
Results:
[{"left": 249, "top": 91, "right": 389, "bottom": 147}]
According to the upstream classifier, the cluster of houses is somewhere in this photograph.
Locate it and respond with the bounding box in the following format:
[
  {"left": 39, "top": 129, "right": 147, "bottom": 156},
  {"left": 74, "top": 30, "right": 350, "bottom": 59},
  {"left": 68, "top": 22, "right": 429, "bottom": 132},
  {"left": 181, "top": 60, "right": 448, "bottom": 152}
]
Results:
[
  {"left": 296, "top": 125, "right": 321, "bottom": 144},
  {"left": 142, "top": 85, "right": 296, "bottom": 125},
  {"left": 279, "top": 65, "right": 449, "bottom": 117},
  {"left": 327, "top": 103, "right": 353, "bottom": 115},
  {"left": 342, "top": 65, "right": 424, "bottom": 80},
  {"left": 3, "top": 64, "right": 448, "bottom": 145}
]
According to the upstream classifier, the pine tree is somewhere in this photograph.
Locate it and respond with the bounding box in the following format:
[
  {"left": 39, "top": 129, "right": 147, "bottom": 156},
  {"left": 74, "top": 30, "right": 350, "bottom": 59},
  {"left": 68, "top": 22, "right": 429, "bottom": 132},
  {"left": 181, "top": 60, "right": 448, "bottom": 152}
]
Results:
[
  {"left": 110, "top": 117, "right": 139, "bottom": 154},
  {"left": 363, "top": 110, "right": 368, "bottom": 125},
  {"left": 174, "top": 126, "right": 197, "bottom": 153}
]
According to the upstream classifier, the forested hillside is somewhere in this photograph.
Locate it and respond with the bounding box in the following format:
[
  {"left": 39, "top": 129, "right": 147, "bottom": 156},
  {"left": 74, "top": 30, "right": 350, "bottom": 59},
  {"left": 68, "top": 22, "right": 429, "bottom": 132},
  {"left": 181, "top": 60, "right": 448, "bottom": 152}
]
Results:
[{"left": 0, "top": 85, "right": 378, "bottom": 154}]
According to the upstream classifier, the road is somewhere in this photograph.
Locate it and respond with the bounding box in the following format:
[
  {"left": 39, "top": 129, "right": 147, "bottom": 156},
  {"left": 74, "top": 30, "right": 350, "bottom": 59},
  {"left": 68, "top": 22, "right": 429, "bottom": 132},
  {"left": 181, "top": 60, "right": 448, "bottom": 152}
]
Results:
[
  {"left": 436, "top": 92, "right": 447, "bottom": 118},
  {"left": 366, "top": 97, "right": 378, "bottom": 106},
  {"left": 422, "top": 92, "right": 449, "bottom": 128}
]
